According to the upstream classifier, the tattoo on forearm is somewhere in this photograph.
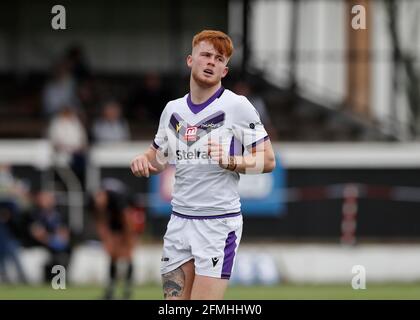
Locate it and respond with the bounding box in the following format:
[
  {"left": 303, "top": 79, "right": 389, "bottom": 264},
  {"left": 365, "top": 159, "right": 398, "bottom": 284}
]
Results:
[{"left": 162, "top": 267, "right": 185, "bottom": 298}]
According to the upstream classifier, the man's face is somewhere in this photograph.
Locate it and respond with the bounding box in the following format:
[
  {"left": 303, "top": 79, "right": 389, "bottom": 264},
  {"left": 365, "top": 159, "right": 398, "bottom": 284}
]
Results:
[
  {"left": 103, "top": 103, "right": 121, "bottom": 121},
  {"left": 187, "top": 41, "right": 229, "bottom": 88}
]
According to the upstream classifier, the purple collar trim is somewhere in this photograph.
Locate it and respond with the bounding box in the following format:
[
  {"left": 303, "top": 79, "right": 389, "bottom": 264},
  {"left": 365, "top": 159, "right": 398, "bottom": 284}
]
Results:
[{"left": 187, "top": 86, "right": 225, "bottom": 114}]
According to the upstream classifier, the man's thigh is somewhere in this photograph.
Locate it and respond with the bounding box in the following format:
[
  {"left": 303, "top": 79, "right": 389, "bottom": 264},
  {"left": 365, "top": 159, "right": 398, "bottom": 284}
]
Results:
[
  {"left": 162, "top": 259, "right": 195, "bottom": 300},
  {"left": 192, "top": 216, "right": 243, "bottom": 280}
]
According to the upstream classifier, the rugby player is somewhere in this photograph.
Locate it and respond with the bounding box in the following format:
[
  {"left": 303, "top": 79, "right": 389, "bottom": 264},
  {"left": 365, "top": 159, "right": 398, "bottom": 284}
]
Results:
[{"left": 131, "top": 30, "right": 275, "bottom": 300}]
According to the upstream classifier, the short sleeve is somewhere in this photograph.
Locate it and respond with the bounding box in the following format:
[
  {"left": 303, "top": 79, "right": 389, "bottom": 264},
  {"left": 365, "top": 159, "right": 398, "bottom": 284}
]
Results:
[
  {"left": 152, "top": 105, "right": 168, "bottom": 152},
  {"left": 232, "top": 96, "right": 269, "bottom": 151}
]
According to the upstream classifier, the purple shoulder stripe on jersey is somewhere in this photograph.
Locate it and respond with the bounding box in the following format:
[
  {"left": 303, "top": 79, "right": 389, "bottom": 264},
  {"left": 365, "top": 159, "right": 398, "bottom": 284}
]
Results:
[
  {"left": 229, "top": 136, "right": 235, "bottom": 156},
  {"left": 152, "top": 141, "right": 159, "bottom": 149},
  {"left": 187, "top": 86, "right": 225, "bottom": 114},
  {"left": 229, "top": 136, "right": 244, "bottom": 156},
  {"left": 221, "top": 231, "right": 237, "bottom": 279},
  {"left": 172, "top": 211, "right": 241, "bottom": 219},
  {"left": 247, "top": 135, "right": 269, "bottom": 150},
  {"left": 169, "top": 113, "right": 183, "bottom": 133}
]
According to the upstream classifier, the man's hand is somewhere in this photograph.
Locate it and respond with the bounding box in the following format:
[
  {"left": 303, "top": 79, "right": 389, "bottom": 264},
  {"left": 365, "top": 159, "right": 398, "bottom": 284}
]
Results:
[
  {"left": 130, "top": 154, "right": 159, "bottom": 178},
  {"left": 207, "top": 139, "right": 275, "bottom": 174},
  {"left": 207, "top": 140, "right": 235, "bottom": 170},
  {"left": 207, "top": 141, "right": 225, "bottom": 165}
]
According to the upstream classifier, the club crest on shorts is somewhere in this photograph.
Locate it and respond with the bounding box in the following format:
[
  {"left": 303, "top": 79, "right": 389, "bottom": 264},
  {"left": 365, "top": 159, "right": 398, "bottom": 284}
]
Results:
[{"left": 184, "top": 126, "right": 198, "bottom": 141}]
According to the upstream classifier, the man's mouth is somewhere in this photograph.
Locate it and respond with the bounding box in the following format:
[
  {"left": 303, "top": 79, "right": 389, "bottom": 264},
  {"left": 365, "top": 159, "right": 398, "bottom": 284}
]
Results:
[{"left": 203, "top": 69, "right": 214, "bottom": 75}]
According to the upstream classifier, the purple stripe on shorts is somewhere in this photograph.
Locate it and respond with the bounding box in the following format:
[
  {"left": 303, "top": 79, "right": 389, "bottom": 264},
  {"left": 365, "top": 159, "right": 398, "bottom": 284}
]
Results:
[
  {"left": 172, "top": 211, "right": 241, "bottom": 220},
  {"left": 221, "top": 231, "right": 237, "bottom": 279},
  {"left": 152, "top": 141, "right": 159, "bottom": 149}
]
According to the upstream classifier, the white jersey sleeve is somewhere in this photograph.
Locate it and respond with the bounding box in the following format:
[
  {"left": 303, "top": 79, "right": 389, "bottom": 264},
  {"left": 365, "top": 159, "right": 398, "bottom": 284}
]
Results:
[{"left": 232, "top": 96, "right": 269, "bottom": 151}]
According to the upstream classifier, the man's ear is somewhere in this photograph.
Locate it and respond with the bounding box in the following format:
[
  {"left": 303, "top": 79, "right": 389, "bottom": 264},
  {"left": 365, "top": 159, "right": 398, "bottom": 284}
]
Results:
[
  {"left": 186, "top": 55, "right": 193, "bottom": 68},
  {"left": 221, "top": 66, "right": 229, "bottom": 78}
]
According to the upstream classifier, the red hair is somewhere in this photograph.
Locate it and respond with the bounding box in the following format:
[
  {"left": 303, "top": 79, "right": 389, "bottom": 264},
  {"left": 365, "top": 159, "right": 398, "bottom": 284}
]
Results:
[{"left": 192, "top": 30, "right": 234, "bottom": 59}]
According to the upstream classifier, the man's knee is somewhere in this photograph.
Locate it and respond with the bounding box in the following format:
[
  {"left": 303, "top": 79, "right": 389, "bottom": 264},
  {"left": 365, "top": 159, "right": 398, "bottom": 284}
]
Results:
[{"left": 190, "top": 275, "right": 228, "bottom": 300}]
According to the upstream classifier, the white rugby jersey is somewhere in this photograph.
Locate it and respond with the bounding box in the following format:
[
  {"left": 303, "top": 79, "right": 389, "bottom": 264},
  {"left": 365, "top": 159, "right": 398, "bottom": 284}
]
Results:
[{"left": 152, "top": 86, "right": 269, "bottom": 217}]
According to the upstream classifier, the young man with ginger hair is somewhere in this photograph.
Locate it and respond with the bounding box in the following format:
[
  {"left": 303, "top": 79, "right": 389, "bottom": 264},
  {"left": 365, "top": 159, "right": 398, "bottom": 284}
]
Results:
[{"left": 131, "top": 30, "right": 276, "bottom": 300}]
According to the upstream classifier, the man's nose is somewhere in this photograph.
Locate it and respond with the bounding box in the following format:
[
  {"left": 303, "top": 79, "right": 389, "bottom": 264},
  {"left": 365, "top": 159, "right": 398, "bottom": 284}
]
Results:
[{"left": 207, "top": 56, "right": 216, "bottom": 65}]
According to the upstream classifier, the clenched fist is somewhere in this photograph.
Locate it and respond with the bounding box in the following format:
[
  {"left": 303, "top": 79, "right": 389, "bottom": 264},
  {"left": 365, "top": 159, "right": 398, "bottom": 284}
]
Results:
[
  {"left": 206, "top": 140, "right": 236, "bottom": 171},
  {"left": 130, "top": 154, "right": 159, "bottom": 178}
]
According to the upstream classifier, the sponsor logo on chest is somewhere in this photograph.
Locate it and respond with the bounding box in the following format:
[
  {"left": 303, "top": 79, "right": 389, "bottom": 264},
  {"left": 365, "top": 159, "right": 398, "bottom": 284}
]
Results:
[{"left": 184, "top": 126, "right": 198, "bottom": 141}]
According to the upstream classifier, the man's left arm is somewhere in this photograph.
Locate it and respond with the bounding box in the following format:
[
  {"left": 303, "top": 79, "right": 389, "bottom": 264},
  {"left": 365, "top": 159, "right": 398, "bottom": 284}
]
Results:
[
  {"left": 208, "top": 95, "right": 277, "bottom": 174},
  {"left": 236, "top": 139, "right": 276, "bottom": 173},
  {"left": 207, "top": 139, "right": 276, "bottom": 174}
]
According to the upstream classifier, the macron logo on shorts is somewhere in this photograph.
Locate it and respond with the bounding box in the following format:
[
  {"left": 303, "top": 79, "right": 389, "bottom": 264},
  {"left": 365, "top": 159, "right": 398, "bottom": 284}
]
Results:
[{"left": 212, "top": 257, "right": 219, "bottom": 267}]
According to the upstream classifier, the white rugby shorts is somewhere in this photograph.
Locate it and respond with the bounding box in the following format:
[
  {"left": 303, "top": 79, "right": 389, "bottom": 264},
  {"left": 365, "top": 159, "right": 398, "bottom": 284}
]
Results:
[{"left": 160, "top": 211, "right": 243, "bottom": 279}]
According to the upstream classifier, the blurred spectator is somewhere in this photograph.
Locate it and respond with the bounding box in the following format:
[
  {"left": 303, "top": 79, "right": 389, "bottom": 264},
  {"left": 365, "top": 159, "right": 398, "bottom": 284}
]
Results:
[
  {"left": 128, "top": 72, "right": 172, "bottom": 121},
  {"left": 65, "top": 45, "right": 97, "bottom": 121},
  {"left": 65, "top": 45, "right": 91, "bottom": 83},
  {"left": 91, "top": 178, "right": 145, "bottom": 300},
  {"left": 42, "top": 61, "right": 80, "bottom": 118},
  {"left": 0, "top": 164, "right": 31, "bottom": 210},
  {"left": 0, "top": 164, "right": 29, "bottom": 284},
  {"left": 0, "top": 207, "right": 28, "bottom": 284},
  {"left": 29, "top": 191, "right": 71, "bottom": 283},
  {"left": 47, "top": 107, "right": 88, "bottom": 187},
  {"left": 233, "top": 80, "right": 278, "bottom": 140},
  {"left": 92, "top": 100, "right": 131, "bottom": 143}
]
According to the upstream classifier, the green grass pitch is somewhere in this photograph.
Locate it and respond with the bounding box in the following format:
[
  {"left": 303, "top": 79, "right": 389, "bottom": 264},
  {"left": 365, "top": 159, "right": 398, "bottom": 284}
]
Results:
[{"left": 0, "top": 283, "right": 419, "bottom": 300}]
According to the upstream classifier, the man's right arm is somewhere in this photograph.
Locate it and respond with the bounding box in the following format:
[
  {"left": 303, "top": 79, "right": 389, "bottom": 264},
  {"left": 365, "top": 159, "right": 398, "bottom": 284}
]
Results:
[{"left": 130, "top": 145, "right": 168, "bottom": 178}]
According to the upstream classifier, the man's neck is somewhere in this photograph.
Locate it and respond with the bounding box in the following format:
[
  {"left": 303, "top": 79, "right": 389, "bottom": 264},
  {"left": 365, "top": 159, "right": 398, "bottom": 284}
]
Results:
[{"left": 189, "top": 78, "right": 222, "bottom": 104}]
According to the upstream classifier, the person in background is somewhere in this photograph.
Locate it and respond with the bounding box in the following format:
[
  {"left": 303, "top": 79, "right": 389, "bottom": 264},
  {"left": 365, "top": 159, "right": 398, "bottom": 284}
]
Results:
[
  {"left": 0, "top": 164, "right": 29, "bottom": 284},
  {"left": 42, "top": 61, "right": 80, "bottom": 118},
  {"left": 66, "top": 45, "right": 91, "bottom": 83},
  {"left": 91, "top": 178, "right": 145, "bottom": 300},
  {"left": 29, "top": 190, "right": 71, "bottom": 283},
  {"left": 47, "top": 106, "right": 88, "bottom": 187},
  {"left": 92, "top": 100, "right": 130, "bottom": 143},
  {"left": 65, "top": 45, "right": 97, "bottom": 122}
]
